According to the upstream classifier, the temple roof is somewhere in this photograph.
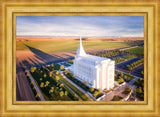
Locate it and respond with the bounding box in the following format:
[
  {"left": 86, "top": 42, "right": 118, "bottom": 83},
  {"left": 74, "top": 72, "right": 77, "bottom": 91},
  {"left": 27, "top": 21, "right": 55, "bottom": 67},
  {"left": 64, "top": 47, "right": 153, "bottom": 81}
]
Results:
[{"left": 76, "top": 37, "right": 112, "bottom": 65}]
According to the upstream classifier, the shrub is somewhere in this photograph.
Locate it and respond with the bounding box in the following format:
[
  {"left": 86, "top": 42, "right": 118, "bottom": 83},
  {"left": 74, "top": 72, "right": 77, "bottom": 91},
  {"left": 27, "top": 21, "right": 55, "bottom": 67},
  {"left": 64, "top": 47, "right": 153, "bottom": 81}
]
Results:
[
  {"left": 112, "top": 95, "right": 121, "bottom": 101},
  {"left": 122, "top": 86, "right": 131, "bottom": 94}
]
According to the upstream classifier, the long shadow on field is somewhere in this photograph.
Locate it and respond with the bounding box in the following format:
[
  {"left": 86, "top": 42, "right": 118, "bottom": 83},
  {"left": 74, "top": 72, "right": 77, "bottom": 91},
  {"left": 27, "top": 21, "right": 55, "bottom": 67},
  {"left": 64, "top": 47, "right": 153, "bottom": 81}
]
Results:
[
  {"left": 25, "top": 44, "right": 54, "bottom": 63},
  {"left": 24, "top": 44, "right": 75, "bottom": 66}
]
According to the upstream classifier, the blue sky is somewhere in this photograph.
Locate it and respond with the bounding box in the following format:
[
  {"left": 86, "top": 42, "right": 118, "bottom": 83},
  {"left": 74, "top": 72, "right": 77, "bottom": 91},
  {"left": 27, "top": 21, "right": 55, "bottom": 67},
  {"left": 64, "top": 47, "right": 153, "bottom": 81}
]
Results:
[{"left": 16, "top": 16, "right": 144, "bottom": 37}]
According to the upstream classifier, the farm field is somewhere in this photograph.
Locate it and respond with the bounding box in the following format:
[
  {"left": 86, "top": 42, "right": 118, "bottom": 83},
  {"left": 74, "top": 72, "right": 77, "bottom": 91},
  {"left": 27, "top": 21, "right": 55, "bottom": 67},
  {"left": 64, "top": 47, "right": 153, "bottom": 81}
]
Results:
[
  {"left": 124, "top": 46, "right": 144, "bottom": 56},
  {"left": 16, "top": 37, "right": 143, "bottom": 70},
  {"left": 16, "top": 40, "right": 137, "bottom": 53}
]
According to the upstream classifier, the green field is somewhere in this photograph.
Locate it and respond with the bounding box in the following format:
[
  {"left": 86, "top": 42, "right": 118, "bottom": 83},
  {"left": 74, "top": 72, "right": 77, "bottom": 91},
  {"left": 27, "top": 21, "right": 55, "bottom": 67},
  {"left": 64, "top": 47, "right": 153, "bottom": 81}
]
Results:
[
  {"left": 16, "top": 40, "right": 136, "bottom": 53},
  {"left": 124, "top": 47, "right": 144, "bottom": 55}
]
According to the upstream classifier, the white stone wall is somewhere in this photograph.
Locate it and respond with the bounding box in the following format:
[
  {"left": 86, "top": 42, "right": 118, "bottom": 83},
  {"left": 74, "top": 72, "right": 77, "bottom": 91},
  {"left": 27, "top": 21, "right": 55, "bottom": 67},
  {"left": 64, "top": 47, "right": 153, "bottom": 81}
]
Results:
[{"left": 73, "top": 57, "right": 115, "bottom": 91}]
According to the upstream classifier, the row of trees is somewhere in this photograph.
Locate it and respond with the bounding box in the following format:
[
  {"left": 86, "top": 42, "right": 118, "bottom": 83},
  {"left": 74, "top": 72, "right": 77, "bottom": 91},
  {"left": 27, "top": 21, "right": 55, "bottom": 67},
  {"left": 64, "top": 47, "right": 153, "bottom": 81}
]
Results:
[
  {"left": 115, "top": 71, "right": 134, "bottom": 84},
  {"left": 25, "top": 71, "right": 41, "bottom": 101},
  {"left": 134, "top": 78, "right": 144, "bottom": 100},
  {"left": 112, "top": 57, "right": 125, "bottom": 64},
  {"left": 92, "top": 50, "right": 122, "bottom": 58},
  {"left": 90, "top": 87, "right": 103, "bottom": 98},
  {"left": 122, "top": 54, "right": 136, "bottom": 60},
  {"left": 126, "top": 58, "right": 144, "bottom": 71}
]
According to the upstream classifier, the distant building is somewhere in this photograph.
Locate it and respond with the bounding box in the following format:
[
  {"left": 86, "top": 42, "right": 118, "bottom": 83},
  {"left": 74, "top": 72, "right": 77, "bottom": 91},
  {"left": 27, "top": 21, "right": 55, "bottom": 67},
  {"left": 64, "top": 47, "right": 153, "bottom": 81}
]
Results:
[{"left": 72, "top": 37, "right": 115, "bottom": 90}]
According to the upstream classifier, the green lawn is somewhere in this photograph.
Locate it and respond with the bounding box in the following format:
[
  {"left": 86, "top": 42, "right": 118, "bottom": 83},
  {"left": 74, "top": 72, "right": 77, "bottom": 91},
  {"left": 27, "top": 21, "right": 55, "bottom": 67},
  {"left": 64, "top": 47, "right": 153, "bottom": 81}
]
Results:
[{"left": 16, "top": 40, "right": 136, "bottom": 53}]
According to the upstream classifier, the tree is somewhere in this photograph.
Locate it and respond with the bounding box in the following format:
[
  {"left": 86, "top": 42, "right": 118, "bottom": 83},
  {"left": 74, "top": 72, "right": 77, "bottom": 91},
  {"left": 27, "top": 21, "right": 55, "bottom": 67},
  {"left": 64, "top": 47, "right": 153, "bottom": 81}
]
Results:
[
  {"left": 30, "top": 81, "right": 34, "bottom": 86},
  {"left": 90, "top": 87, "right": 94, "bottom": 93},
  {"left": 40, "top": 82, "right": 44, "bottom": 88},
  {"left": 123, "top": 86, "right": 131, "bottom": 94},
  {"left": 60, "top": 65, "right": 64, "bottom": 71},
  {"left": 60, "top": 83, "right": 64, "bottom": 88},
  {"left": 93, "top": 91, "right": 98, "bottom": 98},
  {"left": 138, "top": 87, "right": 142, "bottom": 93},
  {"left": 51, "top": 63, "right": 54, "bottom": 67},
  {"left": 141, "top": 71, "right": 144, "bottom": 76},
  {"left": 56, "top": 71, "right": 59, "bottom": 75},
  {"left": 49, "top": 87, "right": 54, "bottom": 94},
  {"left": 49, "top": 72, "right": 53, "bottom": 77},
  {"left": 97, "top": 89, "right": 101, "bottom": 94},
  {"left": 33, "top": 86, "right": 36, "bottom": 91},
  {"left": 26, "top": 73, "right": 29, "bottom": 77},
  {"left": 112, "top": 95, "right": 120, "bottom": 101},
  {"left": 83, "top": 81, "right": 88, "bottom": 86},
  {"left": 56, "top": 87, "right": 59, "bottom": 90},
  {"left": 118, "top": 78, "right": 124, "bottom": 84},
  {"left": 30, "top": 67, "right": 36, "bottom": 73},
  {"left": 43, "top": 74, "right": 47, "bottom": 78},
  {"left": 59, "top": 91, "right": 64, "bottom": 97},
  {"left": 35, "top": 93, "right": 40, "bottom": 100},
  {"left": 60, "top": 88, "right": 63, "bottom": 91},
  {"left": 124, "top": 75, "right": 127, "bottom": 80},
  {"left": 64, "top": 91, "right": 68, "bottom": 96},
  {"left": 55, "top": 76, "right": 60, "bottom": 81},
  {"left": 129, "top": 73, "right": 131, "bottom": 76},
  {"left": 45, "top": 81, "right": 50, "bottom": 87},
  {"left": 120, "top": 72, "right": 123, "bottom": 77}
]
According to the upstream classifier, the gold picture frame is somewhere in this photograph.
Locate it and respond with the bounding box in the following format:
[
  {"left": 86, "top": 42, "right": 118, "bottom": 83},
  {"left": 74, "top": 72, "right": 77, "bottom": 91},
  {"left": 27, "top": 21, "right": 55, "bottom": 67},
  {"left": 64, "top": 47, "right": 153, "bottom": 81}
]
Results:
[{"left": 0, "top": 0, "right": 159, "bottom": 116}]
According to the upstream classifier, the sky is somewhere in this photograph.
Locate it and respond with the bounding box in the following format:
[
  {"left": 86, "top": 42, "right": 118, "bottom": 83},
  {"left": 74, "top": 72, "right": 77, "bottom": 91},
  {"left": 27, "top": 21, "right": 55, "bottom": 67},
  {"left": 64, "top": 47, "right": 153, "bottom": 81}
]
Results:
[{"left": 16, "top": 16, "right": 144, "bottom": 37}]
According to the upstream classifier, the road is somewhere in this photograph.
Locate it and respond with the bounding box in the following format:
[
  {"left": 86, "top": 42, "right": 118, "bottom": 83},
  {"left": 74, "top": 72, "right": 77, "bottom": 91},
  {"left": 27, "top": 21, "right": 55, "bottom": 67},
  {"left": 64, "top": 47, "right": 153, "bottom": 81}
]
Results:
[
  {"left": 116, "top": 57, "right": 144, "bottom": 78},
  {"left": 16, "top": 68, "right": 35, "bottom": 101},
  {"left": 27, "top": 70, "right": 45, "bottom": 101}
]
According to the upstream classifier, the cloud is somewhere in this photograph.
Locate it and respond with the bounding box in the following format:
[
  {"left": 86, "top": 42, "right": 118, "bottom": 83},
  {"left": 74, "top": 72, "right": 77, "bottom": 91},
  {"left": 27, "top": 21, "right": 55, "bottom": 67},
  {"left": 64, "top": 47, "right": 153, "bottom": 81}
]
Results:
[{"left": 16, "top": 16, "right": 144, "bottom": 37}]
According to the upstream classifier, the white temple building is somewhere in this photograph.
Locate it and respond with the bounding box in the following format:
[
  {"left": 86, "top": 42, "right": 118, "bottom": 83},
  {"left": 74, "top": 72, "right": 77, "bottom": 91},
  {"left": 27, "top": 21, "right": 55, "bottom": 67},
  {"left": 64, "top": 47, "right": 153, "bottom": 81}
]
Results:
[{"left": 71, "top": 37, "right": 115, "bottom": 90}]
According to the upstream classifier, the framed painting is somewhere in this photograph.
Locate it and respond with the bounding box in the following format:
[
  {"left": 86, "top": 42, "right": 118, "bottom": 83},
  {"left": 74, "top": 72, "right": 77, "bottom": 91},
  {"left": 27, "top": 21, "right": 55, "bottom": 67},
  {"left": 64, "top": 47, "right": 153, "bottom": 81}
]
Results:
[{"left": 0, "top": 0, "right": 159, "bottom": 117}]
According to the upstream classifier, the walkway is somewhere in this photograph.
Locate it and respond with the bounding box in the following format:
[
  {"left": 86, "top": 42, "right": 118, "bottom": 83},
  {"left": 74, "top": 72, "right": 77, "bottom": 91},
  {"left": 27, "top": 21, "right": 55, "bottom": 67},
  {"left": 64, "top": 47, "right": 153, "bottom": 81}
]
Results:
[{"left": 27, "top": 70, "right": 45, "bottom": 101}]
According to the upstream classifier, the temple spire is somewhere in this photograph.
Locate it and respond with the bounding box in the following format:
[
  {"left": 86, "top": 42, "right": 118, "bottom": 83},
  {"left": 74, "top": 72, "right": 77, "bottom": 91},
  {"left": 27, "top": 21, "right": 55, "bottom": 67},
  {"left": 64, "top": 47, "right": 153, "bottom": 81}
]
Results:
[{"left": 76, "top": 37, "right": 86, "bottom": 56}]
